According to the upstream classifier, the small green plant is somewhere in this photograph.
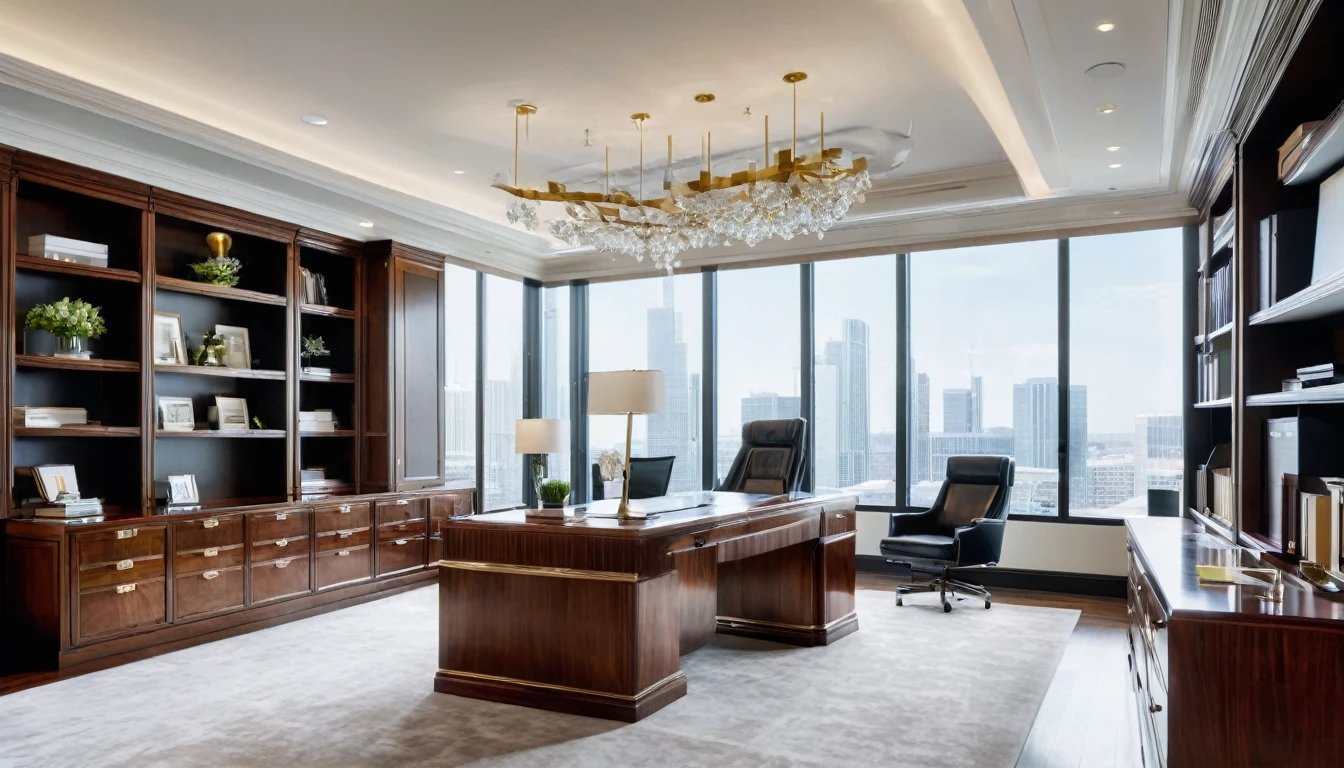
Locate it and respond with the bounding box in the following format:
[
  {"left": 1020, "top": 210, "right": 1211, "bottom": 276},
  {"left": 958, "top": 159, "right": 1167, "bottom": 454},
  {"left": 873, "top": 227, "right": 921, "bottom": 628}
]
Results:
[
  {"left": 189, "top": 256, "right": 242, "bottom": 287},
  {"left": 193, "top": 332, "right": 227, "bottom": 366},
  {"left": 301, "top": 334, "right": 331, "bottom": 360},
  {"left": 537, "top": 479, "right": 571, "bottom": 506},
  {"left": 23, "top": 297, "right": 107, "bottom": 339}
]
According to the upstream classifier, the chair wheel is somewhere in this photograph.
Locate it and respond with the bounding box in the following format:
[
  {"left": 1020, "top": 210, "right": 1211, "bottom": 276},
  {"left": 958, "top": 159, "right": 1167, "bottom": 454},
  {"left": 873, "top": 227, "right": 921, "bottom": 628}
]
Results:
[
  {"left": 927, "top": 583, "right": 938, "bottom": 591},
  {"left": 943, "top": 602, "right": 952, "bottom": 613},
  {"left": 984, "top": 599, "right": 992, "bottom": 609},
  {"left": 896, "top": 597, "right": 903, "bottom": 607}
]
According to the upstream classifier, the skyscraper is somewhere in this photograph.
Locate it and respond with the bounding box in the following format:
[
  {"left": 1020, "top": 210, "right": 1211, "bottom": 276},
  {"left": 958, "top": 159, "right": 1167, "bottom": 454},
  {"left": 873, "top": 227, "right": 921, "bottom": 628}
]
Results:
[
  {"left": 970, "top": 375, "right": 983, "bottom": 433},
  {"left": 822, "top": 318, "right": 871, "bottom": 488},
  {"left": 911, "top": 370, "right": 930, "bottom": 484},
  {"left": 541, "top": 289, "right": 569, "bottom": 480},
  {"left": 741, "top": 392, "right": 800, "bottom": 422},
  {"left": 943, "top": 389, "right": 973, "bottom": 433},
  {"left": 1011, "top": 377, "right": 1087, "bottom": 510},
  {"left": 646, "top": 277, "right": 699, "bottom": 492},
  {"left": 813, "top": 358, "right": 839, "bottom": 489}
]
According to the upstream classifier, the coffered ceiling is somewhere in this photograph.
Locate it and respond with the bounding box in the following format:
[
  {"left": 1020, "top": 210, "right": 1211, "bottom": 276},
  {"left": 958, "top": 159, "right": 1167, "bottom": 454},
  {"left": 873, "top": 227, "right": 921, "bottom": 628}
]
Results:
[{"left": 0, "top": 0, "right": 1279, "bottom": 279}]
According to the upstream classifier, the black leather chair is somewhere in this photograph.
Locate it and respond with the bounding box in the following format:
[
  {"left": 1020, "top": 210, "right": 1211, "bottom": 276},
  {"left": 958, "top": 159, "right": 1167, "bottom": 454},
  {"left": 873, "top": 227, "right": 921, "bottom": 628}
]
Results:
[
  {"left": 715, "top": 418, "right": 807, "bottom": 495},
  {"left": 591, "top": 456, "right": 676, "bottom": 501},
  {"left": 880, "top": 455, "right": 1014, "bottom": 612}
]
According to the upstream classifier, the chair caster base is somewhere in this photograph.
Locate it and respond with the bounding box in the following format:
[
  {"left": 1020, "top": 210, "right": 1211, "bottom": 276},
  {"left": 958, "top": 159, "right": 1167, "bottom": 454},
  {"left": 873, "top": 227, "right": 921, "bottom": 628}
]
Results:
[
  {"left": 942, "top": 602, "right": 952, "bottom": 613},
  {"left": 896, "top": 596, "right": 903, "bottom": 607},
  {"left": 985, "top": 599, "right": 992, "bottom": 609}
]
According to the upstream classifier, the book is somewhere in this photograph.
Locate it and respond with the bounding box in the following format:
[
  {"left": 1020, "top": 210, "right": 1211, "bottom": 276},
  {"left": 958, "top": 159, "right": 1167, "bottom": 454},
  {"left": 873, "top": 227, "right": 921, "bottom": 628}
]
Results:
[
  {"left": 1211, "top": 467, "right": 1233, "bottom": 525},
  {"left": 299, "top": 410, "right": 335, "bottom": 422},
  {"left": 30, "top": 497, "right": 104, "bottom": 518},
  {"left": 27, "top": 234, "right": 109, "bottom": 256},
  {"left": 301, "top": 367, "right": 333, "bottom": 377},
  {"left": 1300, "top": 489, "right": 1338, "bottom": 573},
  {"left": 12, "top": 407, "right": 88, "bottom": 427},
  {"left": 299, "top": 421, "right": 337, "bottom": 433}
]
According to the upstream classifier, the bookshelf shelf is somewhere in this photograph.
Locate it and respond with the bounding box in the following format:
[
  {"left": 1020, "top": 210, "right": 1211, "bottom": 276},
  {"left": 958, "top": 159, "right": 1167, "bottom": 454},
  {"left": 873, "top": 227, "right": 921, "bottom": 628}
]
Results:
[
  {"left": 299, "top": 371, "right": 355, "bottom": 384},
  {"left": 154, "top": 276, "right": 287, "bottom": 306},
  {"left": 1194, "top": 397, "right": 1233, "bottom": 409},
  {"left": 1281, "top": 100, "right": 1344, "bottom": 185},
  {"left": 1246, "top": 384, "right": 1344, "bottom": 407},
  {"left": 14, "top": 354, "right": 139, "bottom": 373},
  {"left": 300, "top": 303, "right": 355, "bottom": 319},
  {"left": 299, "top": 430, "right": 356, "bottom": 438},
  {"left": 153, "top": 364, "right": 286, "bottom": 381},
  {"left": 15, "top": 254, "right": 141, "bottom": 283},
  {"left": 1195, "top": 322, "right": 1234, "bottom": 346},
  {"left": 1248, "top": 269, "right": 1344, "bottom": 326},
  {"left": 156, "top": 429, "right": 287, "bottom": 439},
  {"left": 14, "top": 425, "right": 140, "bottom": 437}
]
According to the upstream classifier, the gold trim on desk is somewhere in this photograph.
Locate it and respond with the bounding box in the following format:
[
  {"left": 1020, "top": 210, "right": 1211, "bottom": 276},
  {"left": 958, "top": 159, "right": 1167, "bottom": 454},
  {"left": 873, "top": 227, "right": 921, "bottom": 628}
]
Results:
[
  {"left": 438, "top": 668, "right": 684, "bottom": 702},
  {"left": 716, "top": 612, "right": 857, "bottom": 632},
  {"left": 437, "top": 560, "right": 639, "bottom": 582}
]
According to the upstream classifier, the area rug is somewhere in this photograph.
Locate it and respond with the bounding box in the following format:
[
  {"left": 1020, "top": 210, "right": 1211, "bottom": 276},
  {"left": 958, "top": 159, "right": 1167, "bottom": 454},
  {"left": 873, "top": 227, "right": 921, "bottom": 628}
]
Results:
[{"left": 0, "top": 586, "right": 1078, "bottom": 768}]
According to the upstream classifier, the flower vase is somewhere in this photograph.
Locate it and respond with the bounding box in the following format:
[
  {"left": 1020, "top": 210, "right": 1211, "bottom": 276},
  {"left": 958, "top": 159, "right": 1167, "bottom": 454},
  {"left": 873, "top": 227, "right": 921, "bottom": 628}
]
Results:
[{"left": 53, "top": 335, "right": 91, "bottom": 360}]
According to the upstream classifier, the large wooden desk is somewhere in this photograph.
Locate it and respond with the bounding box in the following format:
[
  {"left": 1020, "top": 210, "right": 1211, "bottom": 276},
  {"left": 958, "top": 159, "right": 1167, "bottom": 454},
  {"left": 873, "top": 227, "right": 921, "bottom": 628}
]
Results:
[{"left": 434, "top": 491, "right": 858, "bottom": 721}]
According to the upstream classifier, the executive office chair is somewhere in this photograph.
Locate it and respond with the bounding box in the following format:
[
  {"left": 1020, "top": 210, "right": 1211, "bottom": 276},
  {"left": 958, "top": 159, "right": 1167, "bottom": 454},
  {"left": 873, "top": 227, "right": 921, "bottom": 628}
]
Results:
[
  {"left": 880, "top": 455, "right": 1014, "bottom": 612},
  {"left": 715, "top": 418, "right": 808, "bottom": 495},
  {"left": 591, "top": 456, "right": 676, "bottom": 500}
]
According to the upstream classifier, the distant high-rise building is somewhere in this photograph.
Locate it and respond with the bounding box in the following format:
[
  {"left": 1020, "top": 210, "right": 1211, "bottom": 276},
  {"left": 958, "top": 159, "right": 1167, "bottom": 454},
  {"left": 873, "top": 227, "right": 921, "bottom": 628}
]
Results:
[
  {"left": 445, "top": 386, "right": 475, "bottom": 483},
  {"left": 741, "top": 392, "right": 800, "bottom": 423},
  {"left": 970, "top": 375, "right": 983, "bottom": 433},
  {"left": 928, "top": 432, "right": 1014, "bottom": 482},
  {"left": 821, "top": 319, "right": 870, "bottom": 488},
  {"left": 814, "top": 358, "right": 839, "bottom": 489},
  {"left": 646, "top": 278, "right": 699, "bottom": 493},
  {"left": 541, "top": 289, "right": 569, "bottom": 481},
  {"left": 1133, "top": 414, "right": 1183, "bottom": 498},
  {"left": 943, "top": 389, "right": 973, "bottom": 433},
  {"left": 911, "top": 370, "right": 930, "bottom": 484},
  {"left": 1088, "top": 456, "right": 1136, "bottom": 511},
  {"left": 1011, "top": 377, "right": 1087, "bottom": 511},
  {"left": 484, "top": 367, "right": 523, "bottom": 510}
]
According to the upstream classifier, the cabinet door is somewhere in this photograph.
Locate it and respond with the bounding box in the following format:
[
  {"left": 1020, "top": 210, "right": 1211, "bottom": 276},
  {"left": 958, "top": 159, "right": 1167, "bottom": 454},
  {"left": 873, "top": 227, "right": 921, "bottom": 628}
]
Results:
[{"left": 393, "top": 258, "right": 445, "bottom": 488}]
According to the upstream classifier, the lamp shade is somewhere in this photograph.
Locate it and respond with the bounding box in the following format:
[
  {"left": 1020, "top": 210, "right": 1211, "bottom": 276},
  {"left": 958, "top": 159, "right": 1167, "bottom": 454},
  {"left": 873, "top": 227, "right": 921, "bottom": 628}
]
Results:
[
  {"left": 514, "top": 418, "right": 568, "bottom": 454},
  {"left": 588, "top": 370, "right": 665, "bottom": 415}
]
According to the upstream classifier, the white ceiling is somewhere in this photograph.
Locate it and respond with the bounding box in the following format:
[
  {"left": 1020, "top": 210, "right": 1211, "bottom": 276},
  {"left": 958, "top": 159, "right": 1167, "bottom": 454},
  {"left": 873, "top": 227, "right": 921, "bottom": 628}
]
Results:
[{"left": 0, "top": 0, "right": 1224, "bottom": 277}]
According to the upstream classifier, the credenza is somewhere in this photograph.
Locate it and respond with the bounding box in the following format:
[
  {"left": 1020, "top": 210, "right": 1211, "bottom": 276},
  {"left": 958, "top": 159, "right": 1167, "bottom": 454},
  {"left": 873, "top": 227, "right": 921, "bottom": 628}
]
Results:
[
  {"left": 1126, "top": 518, "right": 1344, "bottom": 767},
  {"left": 3, "top": 486, "right": 473, "bottom": 676}
]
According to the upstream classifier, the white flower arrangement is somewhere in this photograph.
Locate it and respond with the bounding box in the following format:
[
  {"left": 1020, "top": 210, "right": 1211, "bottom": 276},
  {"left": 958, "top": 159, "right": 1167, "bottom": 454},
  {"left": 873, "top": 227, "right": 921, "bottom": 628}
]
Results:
[
  {"left": 23, "top": 297, "right": 107, "bottom": 340},
  {"left": 597, "top": 449, "right": 624, "bottom": 482}
]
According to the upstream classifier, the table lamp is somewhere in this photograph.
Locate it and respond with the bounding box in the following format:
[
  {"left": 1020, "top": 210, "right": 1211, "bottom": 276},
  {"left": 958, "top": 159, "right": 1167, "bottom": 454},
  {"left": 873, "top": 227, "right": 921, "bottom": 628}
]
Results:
[
  {"left": 588, "top": 370, "right": 664, "bottom": 518},
  {"left": 515, "top": 418, "right": 569, "bottom": 507}
]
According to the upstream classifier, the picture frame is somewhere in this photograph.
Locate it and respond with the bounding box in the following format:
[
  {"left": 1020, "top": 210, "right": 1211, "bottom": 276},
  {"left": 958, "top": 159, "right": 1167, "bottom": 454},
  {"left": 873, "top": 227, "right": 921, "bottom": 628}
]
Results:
[
  {"left": 35, "top": 464, "right": 80, "bottom": 502},
  {"left": 214, "top": 324, "right": 252, "bottom": 369},
  {"left": 166, "top": 474, "right": 199, "bottom": 505},
  {"left": 158, "top": 396, "right": 196, "bottom": 432},
  {"left": 214, "top": 396, "right": 250, "bottom": 431},
  {"left": 152, "top": 312, "right": 187, "bottom": 365}
]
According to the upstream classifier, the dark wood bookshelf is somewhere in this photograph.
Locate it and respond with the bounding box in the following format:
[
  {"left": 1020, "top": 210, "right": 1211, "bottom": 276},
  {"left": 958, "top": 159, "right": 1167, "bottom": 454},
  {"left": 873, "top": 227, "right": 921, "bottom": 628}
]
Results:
[
  {"left": 1248, "top": 268, "right": 1344, "bottom": 325},
  {"left": 153, "top": 364, "right": 286, "bottom": 381},
  {"left": 154, "top": 275, "right": 287, "bottom": 306},
  {"left": 299, "top": 430, "right": 357, "bottom": 438},
  {"left": 1245, "top": 383, "right": 1344, "bottom": 406},
  {"left": 13, "top": 425, "right": 140, "bottom": 438},
  {"left": 300, "top": 303, "right": 355, "bottom": 319},
  {"left": 14, "top": 254, "right": 141, "bottom": 283},
  {"left": 300, "top": 371, "right": 355, "bottom": 384},
  {"left": 156, "top": 429, "right": 287, "bottom": 439},
  {"left": 14, "top": 354, "right": 138, "bottom": 373}
]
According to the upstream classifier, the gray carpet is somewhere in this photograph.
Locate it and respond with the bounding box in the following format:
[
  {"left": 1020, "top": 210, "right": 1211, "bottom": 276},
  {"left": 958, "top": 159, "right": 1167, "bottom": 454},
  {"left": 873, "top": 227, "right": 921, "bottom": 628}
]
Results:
[{"left": 0, "top": 586, "right": 1078, "bottom": 768}]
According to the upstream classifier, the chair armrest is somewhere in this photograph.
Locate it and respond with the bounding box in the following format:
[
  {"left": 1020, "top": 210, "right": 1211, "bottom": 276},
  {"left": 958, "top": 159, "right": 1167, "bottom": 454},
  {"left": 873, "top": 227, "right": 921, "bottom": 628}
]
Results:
[
  {"left": 888, "top": 508, "right": 941, "bottom": 537},
  {"left": 954, "top": 519, "right": 1005, "bottom": 567}
]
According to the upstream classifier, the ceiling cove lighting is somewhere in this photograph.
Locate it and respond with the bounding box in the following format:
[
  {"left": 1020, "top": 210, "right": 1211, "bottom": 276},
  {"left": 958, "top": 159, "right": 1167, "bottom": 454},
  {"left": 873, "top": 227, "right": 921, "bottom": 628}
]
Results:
[
  {"left": 453, "top": 170, "right": 466, "bottom": 175},
  {"left": 495, "top": 73, "right": 871, "bottom": 274},
  {"left": 1096, "top": 104, "right": 1118, "bottom": 115},
  {"left": 1097, "top": 22, "right": 1116, "bottom": 32},
  {"left": 1109, "top": 163, "right": 1123, "bottom": 169},
  {"left": 358, "top": 221, "right": 374, "bottom": 228},
  {"left": 1107, "top": 146, "right": 1121, "bottom": 152},
  {"left": 300, "top": 113, "right": 329, "bottom": 126}
]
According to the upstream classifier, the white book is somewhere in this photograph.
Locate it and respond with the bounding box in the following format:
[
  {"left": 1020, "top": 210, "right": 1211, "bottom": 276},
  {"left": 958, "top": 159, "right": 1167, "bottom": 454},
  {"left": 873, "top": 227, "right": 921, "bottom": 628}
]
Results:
[
  {"left": 28, "top": 234, "right": 109, "bottom": 255},
  {"left": 13, "top": 407, "right": 87, "bottom": 426},
  {"left": 299, "top": 410, "right": 334, "bottom": 422},
  {"left": 302, "top": 367, "right": 333, "bottom": 377},
  {"left": 300, "top": 421, "right": 337, "bottom": 433}
]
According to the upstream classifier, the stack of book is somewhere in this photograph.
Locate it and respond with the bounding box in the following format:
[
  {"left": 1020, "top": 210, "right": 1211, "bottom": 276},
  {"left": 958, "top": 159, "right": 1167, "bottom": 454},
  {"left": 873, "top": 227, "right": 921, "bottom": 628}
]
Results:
[
  {"left": 12, "top": 406, "right": 88, "bottom": 428},
  {"left": 1197, "top": 349, "right": 1231, "bottom": 402},
  {"left": 1296, "top": 363, "right": 1343, "bottom": 388},
  {"left": 31, "top": 497, "right": 104, "bottom": 519},
  {"left": 1201, "top": 262, "right": 1233, "bottom": 332},
  {"left": 1298, "top": 476, "right": 1344, "bottom": 578},
  {"left": 27, "top": 235, "right": 109, "bottom": 268},
  {"left": 299, "top": 410, "right": 337, "bottom": 433}
]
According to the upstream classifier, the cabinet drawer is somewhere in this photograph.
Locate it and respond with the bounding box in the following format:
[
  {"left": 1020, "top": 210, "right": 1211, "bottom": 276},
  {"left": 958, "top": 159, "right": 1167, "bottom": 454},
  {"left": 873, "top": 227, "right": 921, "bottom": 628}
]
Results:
[
  {"left": 376, "top": 498, "right": 426, "bottom": 526},
  {"left": 253, "top": 534, "right": 311, "bottom": 564},
  {"left": 77, "top": 578, "right": 167, "bottom": 643},
  {"left": 250, "top": 557, "right": 311, "bottom": 604},
  {"left": 250, "top": 509, "right": 310, "bottom": 543},
  {"left": 174, "top": 516, "right": 245, "bottom": 553},
  {"left": 79, "top": 552, "right": 166, "bottom": 592},
  {"left": 174, "top": 566, "right": 245, "bottom": 620},
  {"left": 822, "top": 509, "right": 856, "bottom": 536},
  {"left": 176, "top": 543, "right": 246, "bottom": 575},
  {"left": 378, "top": 518, "right": 426, "bottom": 541},
  {"left": 317, "top": 527, "right": 371, "bottom": 552},
  {"left": 75, "top": 526, "right": 166, "bottom": 568},
  {"left": 315, "top": 502, "right": 370, "bottom": 533},
  {"left": 316, "top": 545, "right": 373, "bottom": 590},
  {"left": 377, "top": 537, "right": 426, "bottom": 576}
]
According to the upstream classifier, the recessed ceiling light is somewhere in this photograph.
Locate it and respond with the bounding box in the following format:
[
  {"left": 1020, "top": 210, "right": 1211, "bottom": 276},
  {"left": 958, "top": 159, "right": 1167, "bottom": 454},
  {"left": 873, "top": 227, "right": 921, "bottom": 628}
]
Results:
[
  {"left": 1097, "top": 22, "right": 1116, "bottom": 32},
  {"left": 1109, "top": 163, "right": 1123, "bottom": 169},
  {"left": 301, "top": 113, "right": 328, "bottom": 126},
  {"left": 1107, "top": 146, "right": 1121, "bottom": 152},
  {"left": 1097, "top": 104, "right": 1118, "bottom": 114},
  {"left": 1113, "top": 210, "right": 1122, "bottom": 215},
  {"left": 453, "top": 170, "right": 466, "bottom": 175},
  {"left": 358, "top": 221, "right": 374, "bottom": 228}
]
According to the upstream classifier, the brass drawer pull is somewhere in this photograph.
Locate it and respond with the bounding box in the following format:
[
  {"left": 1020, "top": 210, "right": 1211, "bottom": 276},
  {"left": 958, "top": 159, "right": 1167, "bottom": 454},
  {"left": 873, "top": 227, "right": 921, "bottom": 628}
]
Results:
[
  {"left": 396, "top": 524, "right": 408, "bottom": 531},
  {"left": 834, "top": 513, "right": 846, "bottom": 520},
  {"left": 116, "top": 559, "right": 134, "bottom": 571},
  {"left": 116, "top": 583, "right": 136, "bottom": 594},
  {"left": 117, "top": 529, "right": 138, "bottom": 540},
  {"left": 1149, "top": 702, "right": 1163, "bottom": 713},
  {"left": 394, "top": 539, "right": 408, "bottom": 546},
  {"left": 276, "top": 512, "right": 289, "bottom": 521},
  {"left": 275, "top": 560, "right": 290, "bottom": 569},
  {"left": 203, "top": 518, "right": 219, "bottom": 529},
  {"left": 204, "top": 547, "right": 219, "bottom": 557},
  {"left": 395, "top": 499, "right": 410, "bottom": 506},
  {"left": 693, "top": 537, "right": 706, "bottom": 548},
  {"left": 337, "top": 549, "right": 351, "bottom": 557},
  {"left": 203, "top": 570, "right": 220, "bottom": 580},
  {"left": 339, "top": 504, "right": 352, "bottom": 514},
  {"left": 338, "top": 531, "right": 353, "bottom": 539},
  {"left": 275, "top": 538, "right": 289, "bottom": 547}
]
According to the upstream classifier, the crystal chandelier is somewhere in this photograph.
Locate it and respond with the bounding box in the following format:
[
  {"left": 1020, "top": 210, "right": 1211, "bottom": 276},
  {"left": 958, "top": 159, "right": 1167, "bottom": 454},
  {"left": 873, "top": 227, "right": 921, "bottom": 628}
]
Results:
[{"left": 495, "top": 73, "right": 870, "bottom": 273}]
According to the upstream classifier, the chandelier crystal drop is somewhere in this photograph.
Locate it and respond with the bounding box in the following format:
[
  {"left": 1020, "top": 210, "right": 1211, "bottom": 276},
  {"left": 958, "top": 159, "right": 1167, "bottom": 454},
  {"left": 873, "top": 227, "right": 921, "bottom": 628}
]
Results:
[{"left": 493, "top": 73, "right": 869, "bottom": 273}]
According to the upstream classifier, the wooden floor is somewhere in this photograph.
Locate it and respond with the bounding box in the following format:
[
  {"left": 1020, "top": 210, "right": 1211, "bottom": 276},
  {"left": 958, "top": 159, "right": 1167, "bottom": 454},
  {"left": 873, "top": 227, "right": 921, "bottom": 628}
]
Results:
[{"left": 857, "top": 574, "right": 1140, "bottom": 768}]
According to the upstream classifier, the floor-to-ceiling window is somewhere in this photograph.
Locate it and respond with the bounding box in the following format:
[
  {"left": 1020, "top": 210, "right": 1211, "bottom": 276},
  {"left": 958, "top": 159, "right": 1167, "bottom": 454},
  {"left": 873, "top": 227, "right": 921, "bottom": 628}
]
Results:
[
  {"left": 1070, "top": 229, "right": 1184, "bottom": 518},
  {"left": 540, "top": 286, "right": 571, "bottom": 486},
  {"left": 483, "top": 275, "right": 524, "bottom": 510},
  {"left": 443, "top": 265, "right": 477, "bottom": 484},
  {"left": 814, "top": 255, "right": 897, "bottom": 506},
  {"left": 715, "top": 265, "right": 801, "bottom": 486},
  {"left": 588, "top": 274, "right": 702, "bottom": 496},
  {"left": 908, "top": 242, "right": 1059, "bottom": 515}
]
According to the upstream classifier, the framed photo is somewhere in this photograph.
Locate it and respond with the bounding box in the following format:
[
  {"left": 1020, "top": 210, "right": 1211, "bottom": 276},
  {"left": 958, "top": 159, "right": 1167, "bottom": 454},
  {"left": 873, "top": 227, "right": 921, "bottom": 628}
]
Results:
[
  {"left": 158, "top": 396, "right": 196, "bottom": 432},
  {"left": 166, "top": 474, "right": 199, "bottom": 505},
  {"left": 214, "top": 396, "right": 250, "bottom": 431},
  {"left": 214, "top": 324, "right": 252, "bottom": 369},
  {"left": 153, "top": 312, "right": 186, "bottom": 365},
  {"left": 35, "top": 464, "right": 80, "bottom": 502}
]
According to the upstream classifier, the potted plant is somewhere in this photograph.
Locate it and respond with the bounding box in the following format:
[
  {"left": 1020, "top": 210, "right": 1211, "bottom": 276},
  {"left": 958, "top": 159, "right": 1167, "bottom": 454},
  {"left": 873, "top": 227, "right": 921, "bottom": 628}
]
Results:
[
  {"left": 23, "top": 297, "right": 107, "bottom": 359},
  {"left": 301, "top": 334, "right": 331, "bottom": 373},
  {"left": 189, "top": 231, "right": 242, "bottom": 287},
  {"left": 193, "top": 332, "right": 228, "bottom": 367},
  {"left": 537, "top": 479, "right": 571, "bottom": 509}
]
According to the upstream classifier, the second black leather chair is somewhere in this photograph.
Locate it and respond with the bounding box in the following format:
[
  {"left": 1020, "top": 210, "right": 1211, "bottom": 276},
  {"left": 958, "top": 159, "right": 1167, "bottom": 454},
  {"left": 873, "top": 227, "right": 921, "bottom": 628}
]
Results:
[{"left": 591, "top": 456, "right": 676, "bottom": 500}]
